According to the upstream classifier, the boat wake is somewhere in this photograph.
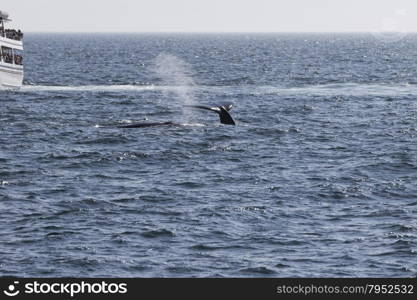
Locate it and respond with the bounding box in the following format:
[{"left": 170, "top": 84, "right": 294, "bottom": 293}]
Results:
[
  {"left": 21, "top": 85, "right": 158, "bottom": 92},
  {"left": 20, "top": 82, "right": 417, "bottom": 97}
]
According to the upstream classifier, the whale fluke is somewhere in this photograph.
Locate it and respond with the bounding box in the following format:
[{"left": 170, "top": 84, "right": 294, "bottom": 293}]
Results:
[{"left": 185, "top": 104, "right": 236, "bottom": 125}]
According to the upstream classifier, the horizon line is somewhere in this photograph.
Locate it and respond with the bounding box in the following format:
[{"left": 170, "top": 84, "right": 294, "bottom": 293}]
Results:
[{"left": 21, "top": 31, "right": 417, "bottom": 34}]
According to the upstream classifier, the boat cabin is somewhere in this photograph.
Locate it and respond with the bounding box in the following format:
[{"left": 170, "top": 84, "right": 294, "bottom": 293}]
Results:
[{"left": 0, "top": 10, "right": 23, "bottom": 66}]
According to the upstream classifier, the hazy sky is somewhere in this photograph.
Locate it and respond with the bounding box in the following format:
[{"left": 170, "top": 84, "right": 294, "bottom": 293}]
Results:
[{"left": 2, "top": 0, "right": 417, "bottom": 32}]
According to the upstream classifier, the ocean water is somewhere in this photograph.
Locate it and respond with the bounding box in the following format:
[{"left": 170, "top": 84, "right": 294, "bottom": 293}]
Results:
[{"left": 1, "top": 33, "right": 417, "bottom": 277}]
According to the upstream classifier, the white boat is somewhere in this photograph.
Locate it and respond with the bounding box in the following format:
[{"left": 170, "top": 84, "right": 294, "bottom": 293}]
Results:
[{"left": 0, "top": 10, "right": 23, "bottom": 89}]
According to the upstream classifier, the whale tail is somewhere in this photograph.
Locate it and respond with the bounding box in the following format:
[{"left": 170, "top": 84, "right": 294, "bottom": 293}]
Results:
[{"left": 185, "top": 104, "right": 236, "bottom": 125}]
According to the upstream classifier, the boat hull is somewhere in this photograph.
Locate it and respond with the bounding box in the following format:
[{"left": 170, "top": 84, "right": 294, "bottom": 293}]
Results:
[{"left": 0, "top": 63, "right": 23, "bottom": 89}]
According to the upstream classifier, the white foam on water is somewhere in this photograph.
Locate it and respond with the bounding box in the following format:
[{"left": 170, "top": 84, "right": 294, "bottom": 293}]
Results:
[
  {"left": 252, "top": 83, "right": 417, "bottom": 97},
  {"left": 21, "top": 85, "right": 157, "bottom": 92},
  {"left": 180, "top": 123, "right": 206, "bottom": 127},
  {"left": 20, "top": 82, "right": 417, "bottom": 97}
]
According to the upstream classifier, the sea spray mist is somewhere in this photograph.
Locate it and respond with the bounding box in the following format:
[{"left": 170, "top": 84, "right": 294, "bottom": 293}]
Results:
[{"left": 152, "top": 53, "right": 197, "bottom": 124}]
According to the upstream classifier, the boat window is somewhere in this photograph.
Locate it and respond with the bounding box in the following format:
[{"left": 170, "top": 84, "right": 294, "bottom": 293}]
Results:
[
  {"left": 13, "top": 49, "right": 23, "bottom": 65},
  {"left": 1, "top": 46, "right": 13, "bottom": 64}
]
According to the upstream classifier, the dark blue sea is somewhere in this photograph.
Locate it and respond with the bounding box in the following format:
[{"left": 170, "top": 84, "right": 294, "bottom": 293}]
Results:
[{"left": 1, "top": 33, "right": 417, "bottom": 277}]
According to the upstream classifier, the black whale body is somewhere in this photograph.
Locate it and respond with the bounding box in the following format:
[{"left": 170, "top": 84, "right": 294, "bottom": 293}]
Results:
[{"left": 118, "top": 121, "right": 176, "bottom": 128}]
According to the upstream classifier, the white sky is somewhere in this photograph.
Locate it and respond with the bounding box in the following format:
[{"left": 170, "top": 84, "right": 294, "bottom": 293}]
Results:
[{"left": 2, "top": 0, "right": 417, "bottom": 33}]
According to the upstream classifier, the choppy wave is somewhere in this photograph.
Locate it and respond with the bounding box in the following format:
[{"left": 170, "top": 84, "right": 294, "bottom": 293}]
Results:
[{"left": 2, "top": 34, "right": 417, "bottom": 278}]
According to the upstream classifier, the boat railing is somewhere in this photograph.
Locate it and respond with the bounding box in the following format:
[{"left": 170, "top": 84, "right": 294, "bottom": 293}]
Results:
[{"left": 0, "top": 28, "right": 24, "bottom": 41}]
